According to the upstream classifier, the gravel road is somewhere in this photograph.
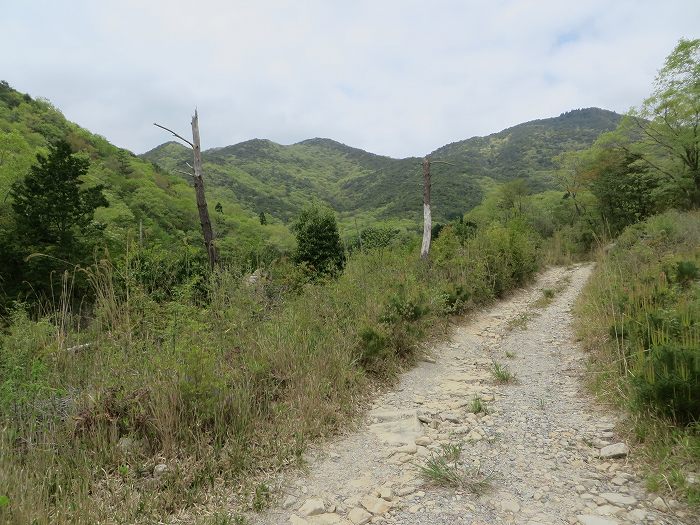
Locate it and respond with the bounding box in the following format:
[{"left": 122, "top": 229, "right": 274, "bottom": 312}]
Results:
[{"left": 251, "top": 265, "right": 691, "bottom": 525}]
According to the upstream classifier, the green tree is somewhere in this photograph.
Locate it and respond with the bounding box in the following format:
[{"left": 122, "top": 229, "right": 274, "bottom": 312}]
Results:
[
  {"left": 589, "top": 149, "right": 658, "bottom": 234},
  {"left": 6, "top": 140, "right": 108, "bottom": 300},
  {"left": 497, "top": 179, "right": 529, "bottom": 218},
  {"left": 11, "top": 140, "right": 107, "bottom": 247},
  {"left": 627, "top": 38, "right": 700, "bottom": 206},
  {"left": 292, "top": 204, "right": 345, "bottom": 276},
  {"left": 554, "top": 150, "right": 595, "bottom": 219},
  {"left": 259, "top": 211, "right": 267, "bottom": 225}
]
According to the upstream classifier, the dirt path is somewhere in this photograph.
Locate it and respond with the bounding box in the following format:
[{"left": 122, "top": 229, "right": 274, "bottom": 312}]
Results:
[{"left": 252, "top": 265, "right": 689, "bottom": 525}]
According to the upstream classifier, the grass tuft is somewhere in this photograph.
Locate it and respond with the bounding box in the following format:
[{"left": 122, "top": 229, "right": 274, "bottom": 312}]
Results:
[
  {"left": 417, "top": 443, "right": 494, "bottom": 494},
  {"left": 491, "top": 361, "right": 516, "bottom": 384},
  {"left": 469, "top": 395, "right": 489, "bottom": 414}
]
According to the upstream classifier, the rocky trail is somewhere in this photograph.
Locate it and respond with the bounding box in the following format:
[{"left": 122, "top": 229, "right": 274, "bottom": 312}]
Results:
[{"left": 252, "top": 265, "right": 691, "bottom": 525}]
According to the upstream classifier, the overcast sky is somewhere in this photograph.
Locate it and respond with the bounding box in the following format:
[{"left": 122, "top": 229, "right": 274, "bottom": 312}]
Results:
[{"left": 2, "top": 1, "right": 698, "bottom": 158}]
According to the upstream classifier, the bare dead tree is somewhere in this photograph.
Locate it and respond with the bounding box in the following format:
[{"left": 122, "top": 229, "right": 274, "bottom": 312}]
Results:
[
  {"left": 420, "top": 157, "right": 456, "bottom": 259},
  {"left": 154, "top": 111, "right": 219, "bottom": 269},
  {"left": 420, "top": 156, "right": 432, "bottom": 259}
]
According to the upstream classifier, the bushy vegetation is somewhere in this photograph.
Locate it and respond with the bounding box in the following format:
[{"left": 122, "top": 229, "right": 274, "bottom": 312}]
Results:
[
  {"left": 0, "top": 221, "right": 541, "bottom": 524},
  {"left": 291, "top": 203, "right": 345, "bottom": 277},
  {"left": 0, "top": 35, "right": 698, "bottom": 522},
  {"left": 576, "top": 210, "right": 700, "bottom": 502}
]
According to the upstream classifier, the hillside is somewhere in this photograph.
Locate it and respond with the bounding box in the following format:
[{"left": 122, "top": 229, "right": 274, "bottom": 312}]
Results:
[
  {"left": 0, "top": 81, "right": 294, "bottom": 271},
  {"left": 143, "top": 107, "right": 622, "bottom": 227},
  {"left": 0, "top": 79, "right": 621, "bottom": 256}
]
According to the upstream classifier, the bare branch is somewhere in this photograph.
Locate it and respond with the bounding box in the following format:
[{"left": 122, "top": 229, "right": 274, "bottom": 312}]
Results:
[
  {"left": 153, "top": 123, "right": 195, "bottom": 148},
  {"left": 174, "top": 168, "right": 195, "bottom": 178}
]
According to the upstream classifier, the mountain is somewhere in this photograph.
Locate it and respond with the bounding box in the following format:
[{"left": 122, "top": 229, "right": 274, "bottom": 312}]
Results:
[
  {"left": 0, "top": 79, "right": 622, "bottom": 257},
  {"left": 431, "top": 108, "right": 622, "bottom": 189},
  {"left": 143, "top": 108, "right": 622, "bottom": 227},
  {"left": 0, "top": 81, "right": 294, "bottom": 265}
]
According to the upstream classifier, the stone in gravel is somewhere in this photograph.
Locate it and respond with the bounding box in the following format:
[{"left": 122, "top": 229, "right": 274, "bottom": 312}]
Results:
[
  {"left": 595, "top": 505, "right": 624, "bottom": 516},
  {"left": 307, "top": 514, "right": 351, "bottom": 525},
  {"left": 626, "top": 509, "right": 646, "bottom": 521},
  {"left": 379, "top": 487, "right": 393, "bottom": 501},
  {"left": 599, "top": 493, "right": 636, "bottom": 506},
  {"left": 441, "top": 412, "right": 461, "bottom": 423},
  {"left": 651, "top": 496, "right": 668, "bottom": 511},
  {"left": 299, "top": 498, "right": 325, "bottom": 516},
  {"left": 395, "top": 486, "right": 416, "bottom": 497},
  {"left": 415, "top": 436, "right": 432, "bottom": 446},
  {"left": 417, "top": 412, "right": 432, "bottom": 424},
  {"left": 360, "top": 495, "right": 390, "bottom": 515},
  {"left": 599, "top": 443, "right": 629, "bottom": 459},
  {"left": 576, "top": 515, "right": 619, "bottom": 525},
  {"left": 289, "top": 516, "right": 309, "bottom": 525},
  {"left": 153, "top": 463, "right": 167, "bottom": 477},
  {"left": 499, "top": 498, "right": 521, "bottom": 513},
  {"left": 347, "top": 507, "right": 372, "bottom": 525},
  {"left": 610, "top": 476, "right": 626, "bottom": 486},
  {"left": 283, "top": 495, "right": 298, "bottom": 509},
  {"left": 392, "top": 443, "right": 417, "bottom": 455}
]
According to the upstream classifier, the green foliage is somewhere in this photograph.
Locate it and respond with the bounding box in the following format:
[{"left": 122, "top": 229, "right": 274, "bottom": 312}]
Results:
[
  {"left": 0, "top": 307, "right": 55, "bottom": 411},
  {"left": 145, "top": 109, "right": 620, "bottom": 226},
  {"left": 292, "top": 204, "right": 345, "bottom": 277},
  {"left": 0, "top": 217, "right": 543, "bottom": 523},
  {"left": 589, "top": 149, "right": 659, "bottom": 234},
  {"left": 11, "top": 140, "right": 107, "bottom": 240},
  {"left": 1, "top": 140, "right": 109, "bottom": 302},
  {"left": 581, "top": 211, "right": 700, "bottom": 419},
  {"left": 359, "top": 226, "right": 399, "bottom": 251},
  {"left": 491, "top": 361, "right": 516, "bottom": 383},
  {"left": 635, "top": 38, "right": 700, "bottom": 206},
  {"left": 577, "top": 210, "right": 700, "bottom": 504}
]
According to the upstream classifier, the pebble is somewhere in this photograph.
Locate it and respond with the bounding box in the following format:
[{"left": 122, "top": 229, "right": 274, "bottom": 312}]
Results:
[
  {"left": 298, "top": 498, "right": 325, "bottom": 517},
  {"left": 598, "top": 443, "right": 629, "bottom": 459}
]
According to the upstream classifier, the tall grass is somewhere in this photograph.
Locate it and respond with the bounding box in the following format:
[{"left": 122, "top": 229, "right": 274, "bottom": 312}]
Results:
[
  {"left": 0, "top": 222, "right": 541, "bottom": 523},
  {"left": 575, "top": 210, "right": 700, "bottom": 505}
]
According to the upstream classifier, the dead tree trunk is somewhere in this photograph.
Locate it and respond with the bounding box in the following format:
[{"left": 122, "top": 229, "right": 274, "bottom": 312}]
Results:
[
  {"left": 420, "top": 156, "right": 432, "bottom": 259},
  {"left": 191, "top": 111, "right": 218, "bottom": 269},
  {"left": 154, "top": 112, "right": 218, "bottom": 269}
]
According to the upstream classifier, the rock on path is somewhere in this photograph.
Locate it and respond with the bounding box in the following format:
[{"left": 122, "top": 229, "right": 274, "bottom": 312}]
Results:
[{"left": 252, "top": 265, "right": 691, "bottom": 525}]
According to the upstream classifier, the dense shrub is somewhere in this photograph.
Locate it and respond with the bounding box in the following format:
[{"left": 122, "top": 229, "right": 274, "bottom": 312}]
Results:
[
  {"left": 292, "top": 204, "right": 346, "bottom": 277},
  {"left": 0, "top": 221, "right": 542, "bottom": 524},
  {"left": 576, "top": 210, "right": 700, "bottom": 501}
]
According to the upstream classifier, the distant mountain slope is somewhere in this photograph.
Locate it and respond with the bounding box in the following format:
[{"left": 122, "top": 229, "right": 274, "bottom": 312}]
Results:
[
  {"left": 1, "top": 78, "right": 621, "bottom": 242},
  {"left": 143, "top": 108, "right": 622, "bottom": 225},
  {"left": 0, "top": 81, "right": 293, "bottom": 263},
  {"left": 432, "top": 108, "right": 622, "bottom": 190}
]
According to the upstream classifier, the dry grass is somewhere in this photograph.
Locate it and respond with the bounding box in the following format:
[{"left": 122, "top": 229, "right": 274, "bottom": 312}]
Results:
[
  {"left": 574, "top": 210, "right": 700, "bottom": 508},
  {"left": 0, "top": 223, "right": 543, "bottom": 524}
]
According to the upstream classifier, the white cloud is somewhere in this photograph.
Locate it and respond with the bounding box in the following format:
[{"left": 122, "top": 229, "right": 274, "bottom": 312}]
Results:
[{"left": 2, "top": 0, "right": 698, "bottom": 157}]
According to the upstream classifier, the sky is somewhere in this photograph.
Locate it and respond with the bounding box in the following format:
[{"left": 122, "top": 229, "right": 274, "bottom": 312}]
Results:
[{"left": 2, "top": 0, "right": 698, "bottom": 158}]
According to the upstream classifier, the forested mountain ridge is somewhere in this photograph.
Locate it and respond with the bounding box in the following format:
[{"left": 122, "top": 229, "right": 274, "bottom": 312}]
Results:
[
  {"left": 143, "top": 107, "right": 622, "bottom": 227},
  {"left": 0, "top": 81, "right": 294, "bottom": 269},
  {"left": 1, "top": 77, "right": 621, "bottom": 260}
]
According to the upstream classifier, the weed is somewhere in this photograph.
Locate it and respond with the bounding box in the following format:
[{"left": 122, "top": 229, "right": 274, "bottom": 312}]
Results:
[
  {"left": 507, "top": 312, "right": 531, "bottom": 330},
  {"left": 533, "top": 288, "right": 555, "bottom": 308},
  {"left": 418, "top": 443, "right": 494, "bottom": 494},
  {"left": 469, "top": 395, "right": 489, "bottom": 414},
  {"left": 252, "top": 483, "right": 270, "bottom": 512},
  {"left": 491, "top": 362, "right": 516, "bottom": 383},
  {"left": 505, "top": 351, "right": 516, "bottom": 359}
]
